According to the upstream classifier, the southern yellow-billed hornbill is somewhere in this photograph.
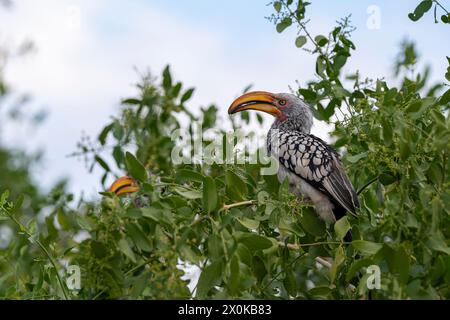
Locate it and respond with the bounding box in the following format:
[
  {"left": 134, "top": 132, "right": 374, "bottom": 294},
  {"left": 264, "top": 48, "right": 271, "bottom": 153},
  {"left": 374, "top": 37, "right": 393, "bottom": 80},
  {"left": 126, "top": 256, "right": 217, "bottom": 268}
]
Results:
[{"left": 229, "top": 91, "right": 359, "bottom": 241}]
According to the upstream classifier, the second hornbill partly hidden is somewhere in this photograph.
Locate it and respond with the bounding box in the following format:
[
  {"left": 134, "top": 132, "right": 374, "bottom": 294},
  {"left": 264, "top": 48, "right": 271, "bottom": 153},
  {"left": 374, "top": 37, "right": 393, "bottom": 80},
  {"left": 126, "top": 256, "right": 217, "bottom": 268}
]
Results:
[{"left": 228, "top": 91, "right": 359, "bottom": 241}]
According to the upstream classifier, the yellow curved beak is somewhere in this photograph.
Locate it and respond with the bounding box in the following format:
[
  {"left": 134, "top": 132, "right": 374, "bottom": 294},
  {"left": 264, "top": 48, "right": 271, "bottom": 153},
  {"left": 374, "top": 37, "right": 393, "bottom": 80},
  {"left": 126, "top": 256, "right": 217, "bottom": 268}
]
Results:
[
  {"left": 108, "top": 176, "right": 140, "bottom": 196},
  {"left": 228, "top": 91, "right": 281, "bottom": 117}
]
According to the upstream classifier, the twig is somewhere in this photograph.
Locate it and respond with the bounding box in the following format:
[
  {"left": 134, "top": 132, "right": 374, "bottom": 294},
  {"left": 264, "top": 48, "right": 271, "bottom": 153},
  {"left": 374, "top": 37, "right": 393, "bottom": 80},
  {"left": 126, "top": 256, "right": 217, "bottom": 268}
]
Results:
[
  {"left": 315, "top": 256, "right": 332, "bottom": 269},
  {"left": 277, "top": 241, "right": 348, "bottom": 249},
  {"left": 220, "top": 200, "right": 256, "bottom": 211},
  {"left": 281, "top": 1, "right": 323, "bottom": 56},
  {"left": 357, "top": 176, "right": 379, "bottom": 195},
  {"left": 434, "top": 0, "right": 449, "bottom": 14}
]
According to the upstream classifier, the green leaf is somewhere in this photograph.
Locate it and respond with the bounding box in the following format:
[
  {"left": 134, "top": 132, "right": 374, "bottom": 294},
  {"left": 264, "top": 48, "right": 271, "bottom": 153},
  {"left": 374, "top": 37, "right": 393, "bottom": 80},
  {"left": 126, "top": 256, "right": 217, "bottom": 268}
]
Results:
[
  {"left": 141, "top": 207, "right": 163, "bottom": 221},
  {"left": 439, "top": 89, "right": 450, "bottom": 105},
  {"left": 330, "top": 245, "right": 345, "bottom": 283},
  {"left": 179, "top": 245, "right": 201, "bottom": 264},
  {"left": 130, "top": 273, "right": 150, "bottom": 298},
  {"left": 203, "top": 176, "right": 218, "bottom": 213},
  {"left": 333, "top": 54, "right": 347, "bottom": 73},
  {"left": 228, "top": 255, "right": 240, "bottom": 295},
  {"left": 351, "top": 90, "right": 365, "bottom": 99},
  {"left": 283, "top": 268, "right": 297, "bottom": 296},
  {"left": 76, "top": 215, "right": 94, "bottom": 231},
  {"left": 379, "top": 173, "right": 397, "bottom": 186},
  {"left": 376, "top": 245, "right": 410, "bottom": 284},
  {"left": 298, "top": 88, "right": 317, "bottom": 101},
  {"left": 225, "top": 170, "right": 248, "bottom": 200},
  {"left": 299, "top": 207, "right": 326, "bottom": 237},
  {"left": 112, "top": 121, "right": 124, "bottom": 140},
  {"left": 112, "top": 145, "right": 124, "bottom": 167},
  {"left": 334, "top": 216, "right": 351, "bottom": 240},
  {"left": 57, "top": 209, "right": 71, "bottom": 230},
  {"left": 408, "top": 0, "right": 433, "bottom": 21},
  {"left": 126, "top": 207, "right": 142, "bottom": 219},
  {"left": 162, "top": 65, "right": 172, "bottom": 91},
  {"left": 346, "top": 257, "right": 374, "bottom": 281},
  {"left": 240, "top": 111, "right": 250, "bottom": 124},
  {"left": 446, "top": 56, "right": 450, "bottom": 80},
  {"left": 0, "top": 190, "right": 10, "bottom": 206},
  {"left": 426, "top": 235, "right": 450, "bottom": 255},
  {"left": 207, "top": 234, "right": 224, "bottom": 260},
  {"left": 181, "top": 88, "right": 195, "bottom": 103},
  {"left": 176, "top": 169, "right": 204, "bottom": 183},
  {"left": 431, "top": 109, "right": 445, "bottom": 125},
  {"left": 125, "top": 152, "right": 147, "bottom": 182},
  {"left": 405, "top": 100, "right": 422, "bottom": 113},
  {"left": 95, "top": 155, "right": 110, "bottom": 172},
  {"left": 256, "top": 113, "right": 264, "bottom": 124},
  {"left": 252, "top": 256, "right": 267, "bottom": 283},
  {"left": 323, "top": 98, "right": 337, "bottom": 120},
  {"left": 98, "top": 123, "right": 114, "bottom": 145},
  {"left": 236, "top": 243, "right": 252, "bottom": 266},
  {"left": 276, "top": 17, "right": 292, "bottom": 33},
  {"left": 10, "top": 194, "right": 24, "bottom": 215},
  {"left": 126, "top": 223, "right": 152, "bottom": 252},
  {"left": 314, "top": 35, "right": 328, "bottom": 46},
  {"left": 295, "top": 35, "right": 307, "bottom": 48},
  {"left": 393, "top": 247, "right": 410, "bottom": 284},
  {"left": 196, "top": 261, "right": 223, "bottom": 298},
  {"left": 442, "top": 14, "right": 450, "bottom": 24},
  {"left": 427, "top": 162, "right": 443, "bottom": 185},
  {"left": 91, "top": 241, "right": 108, "bottom": 258},
  {"left": 173, "top": 186, "right": 202, "bottom": 199},
  {"left": 308, "top": 286, "right": 332, "bottom": 298},
  {"left": 172, "top": 82, "right": 182, "bottom": 97},
  {"left": 273, "top": 1, "right": 282, "bottom": 12},
  {"left": 399, "top": 140, "right": 411, "bottom": 160},
  {"left": 405, "top": 97, "right": 434, "bottom": 118},
  {"left": 237, "top": 217, "right": 260, "bottom": 230},
  {"left": 316, "top": 56, "right": 326, "bottom": 78},
  {"left": 382, "top": 120, "right": 393, "bottom": 146},
  {"left": 121, "top": 98, "right": 142, "bottom": 105},
  {"left": 352, "top": 240, "right": 382, "bottom": 255},
  {"left": 236, "top": 232, "right": 273, "bottom": 250},
  {"left": 118, "top": 238, "right": 136, "bottom": 263},
  {"left": 45, "top": 215, "right": 58, "bottom": 238},
  {"left": 346, "top": 152, "right": 368, "bottom": 164}
]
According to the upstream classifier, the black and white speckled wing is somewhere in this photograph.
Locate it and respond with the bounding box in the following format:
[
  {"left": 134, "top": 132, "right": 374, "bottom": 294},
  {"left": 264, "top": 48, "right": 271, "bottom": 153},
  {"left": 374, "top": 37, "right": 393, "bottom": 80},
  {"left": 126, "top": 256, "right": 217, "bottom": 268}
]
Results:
[{"left": 268, "top": 130, "right": 359, "bottom": 215}]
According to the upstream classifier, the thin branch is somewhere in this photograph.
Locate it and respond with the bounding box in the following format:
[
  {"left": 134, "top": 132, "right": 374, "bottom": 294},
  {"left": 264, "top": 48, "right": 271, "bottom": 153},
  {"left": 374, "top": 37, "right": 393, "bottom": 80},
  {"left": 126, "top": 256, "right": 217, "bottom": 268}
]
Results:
[
  {"left": 434, "top": 0, "right": 449, "bottom": 14},
  {"left": 261, "top": 252, "right": 305, "bottom": 292},
  {"left": 2, "top": 208, "right": 69, "bottom": 299},
  {"left": 220, "top": 200, "right": 256, "bottom": 211},
  {"left": 315, "top": 256, "right": 332, "bottom": 269},
  {"left": 277, "top": 241, "right": 348, "bottom": 249},
  {"left": 357, "top": 175, "right": 379, "bottom": 195}
]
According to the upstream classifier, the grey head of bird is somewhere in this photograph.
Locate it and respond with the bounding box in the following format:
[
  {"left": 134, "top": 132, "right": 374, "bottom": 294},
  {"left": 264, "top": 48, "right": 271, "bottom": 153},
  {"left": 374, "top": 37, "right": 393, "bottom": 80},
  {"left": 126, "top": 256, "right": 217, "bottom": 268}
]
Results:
[{"left": 228, "top": 91, "right": 313, "bottom": 133}]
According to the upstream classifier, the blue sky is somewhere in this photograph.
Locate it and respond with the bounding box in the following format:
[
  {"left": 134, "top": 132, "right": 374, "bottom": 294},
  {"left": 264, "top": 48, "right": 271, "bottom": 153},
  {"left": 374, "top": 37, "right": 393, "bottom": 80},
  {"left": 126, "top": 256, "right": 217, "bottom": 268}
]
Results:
[{"left": 0, "top": 0, "right": 449, "bottom": 198}]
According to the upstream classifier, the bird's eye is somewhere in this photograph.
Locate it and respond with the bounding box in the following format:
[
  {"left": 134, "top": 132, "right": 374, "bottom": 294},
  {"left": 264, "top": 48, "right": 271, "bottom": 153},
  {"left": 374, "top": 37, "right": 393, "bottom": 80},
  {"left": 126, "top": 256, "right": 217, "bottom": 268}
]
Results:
[{"left": 279, "top": 99, "right": 287, "bottom": 106}]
